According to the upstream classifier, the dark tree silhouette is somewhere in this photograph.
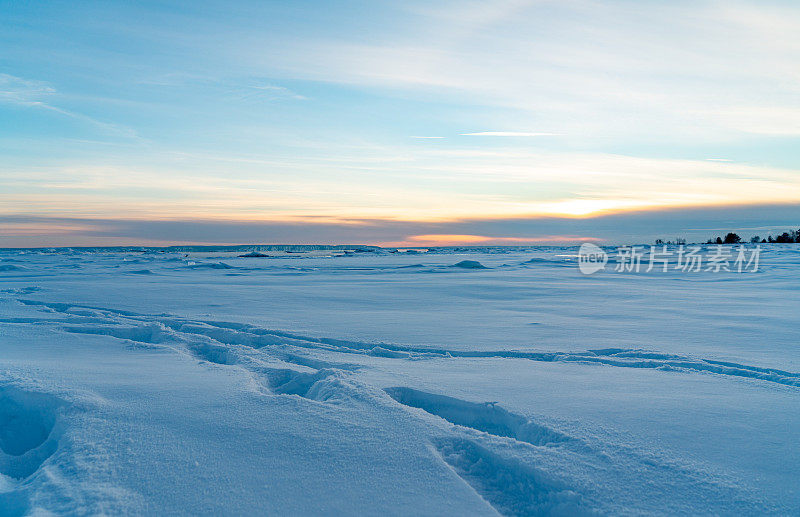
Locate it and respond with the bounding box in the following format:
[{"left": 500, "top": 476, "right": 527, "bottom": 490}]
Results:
[
  {"left": 723, "top": 233, "right": 741, "bottom": 244},
  {"left": 705, "top": 227, "right": 798, "bottom": 244}
]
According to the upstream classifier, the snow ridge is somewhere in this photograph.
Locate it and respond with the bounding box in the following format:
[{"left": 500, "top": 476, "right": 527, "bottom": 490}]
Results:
[
  {"left": 385, "top": 387, "right": 575, "bottom": 447},
  {"left": 16, "top": 299, "right": 799, "bottom": 388}
]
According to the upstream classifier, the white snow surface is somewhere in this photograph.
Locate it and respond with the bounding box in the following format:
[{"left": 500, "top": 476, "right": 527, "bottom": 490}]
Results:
[{"left": 0, "top": 245, "right": 798, "bottom": 515}]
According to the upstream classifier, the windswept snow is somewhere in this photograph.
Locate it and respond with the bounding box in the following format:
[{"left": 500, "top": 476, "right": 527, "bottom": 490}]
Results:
[
  {"left": 0, "top": 245, "right": 798, "bottom": 515},
  {"left": 384, "top": 387, "right": 574, "bottom": 447}
]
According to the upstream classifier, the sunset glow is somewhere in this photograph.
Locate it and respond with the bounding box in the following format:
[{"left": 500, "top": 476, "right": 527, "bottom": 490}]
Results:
[{"left": 1, "top": 1, "right": 799, "bottom": 246}]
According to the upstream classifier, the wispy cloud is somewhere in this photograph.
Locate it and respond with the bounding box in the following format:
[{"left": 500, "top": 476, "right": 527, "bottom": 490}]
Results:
[
  {"left": 0, "top": 73, "right": 55, "bottom": 105},
  {"left": 410, "top": 136, "right": 444, "bottom": 139},
  {"left": 231, "top": 83, "right": 307, "bottom": 102},
  {"left": 242, "top": 1, "right": 800, "bottom": 139},
  {"left": 140, "top": 73, "right": 306, "bottom": 102},
  {"left": 0, "top": 73, "right": 137, "bottom": 139},
  {"left": 461, "top": 132, "right": 560, "bottom": 137}
]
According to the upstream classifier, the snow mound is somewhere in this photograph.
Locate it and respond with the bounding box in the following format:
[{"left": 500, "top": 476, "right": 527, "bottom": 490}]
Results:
[
  {"left": 188, "top": 341, "right": 239, "bottom": 365},
  {"left": 451, "top": 260, "right": 488, "bottom": 269},
  {"left": 187, "top": 262, "right": 235, "bottom": 270},
  {"left": 262, "top": 368, "right": 364, "bottom": 404},
  {"left": 0, "top": 265, "right": 27, "bottom": 272},
  {"left": 238, "top": 252, "right": 270, "bottom": 258},
  {"left": 521, "top": 257, "right": 569, "bottom": 265},
  {"left": 0, "top": 286, "right": 41, "bottom": 295}
]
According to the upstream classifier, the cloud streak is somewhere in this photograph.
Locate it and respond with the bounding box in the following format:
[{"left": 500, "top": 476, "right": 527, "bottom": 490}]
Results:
[
  {"left": 0, "top": 73, "right": 138, "bottom": 139},
  {"left": 2, "top": 202, "right": 799, "bottom": 248},
  {"left": 2, "top": 149, "right": 800, "bottom": 223},
  {"left": 460, "top": 132, "right": 560, "bottom": 137}
]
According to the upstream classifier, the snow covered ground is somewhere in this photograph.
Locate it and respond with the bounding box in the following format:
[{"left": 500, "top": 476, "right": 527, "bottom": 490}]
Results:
[{"left": 0, "top": 245, "right": 798, "bottom": 515}]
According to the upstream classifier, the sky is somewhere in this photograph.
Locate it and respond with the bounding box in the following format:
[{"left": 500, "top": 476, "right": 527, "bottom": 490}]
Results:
[{"left": 1, "top": 0, "right": 799, "bottom": 247}]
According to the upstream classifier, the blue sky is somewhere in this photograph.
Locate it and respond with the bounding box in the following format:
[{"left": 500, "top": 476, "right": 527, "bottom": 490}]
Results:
[{"left": 1, "top": 0, "right": 799, "bottom": 246}]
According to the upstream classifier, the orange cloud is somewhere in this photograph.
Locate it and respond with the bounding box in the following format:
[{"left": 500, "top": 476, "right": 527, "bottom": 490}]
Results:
[
  {"left": 0, "top": 222, "right": 102, "bottom": 236},
  {"left": 381, "top": 234, "right": 602, "bottom": 246}
]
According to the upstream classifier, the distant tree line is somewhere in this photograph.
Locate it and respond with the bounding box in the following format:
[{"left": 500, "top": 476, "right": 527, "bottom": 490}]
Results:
[
  {"left": 653, "top": 229, "right": 800, "bottom": 245},
  {"left": 703, "top": 229, "right": 800, "bottom": 245},
  {"left": 654, "top": 238, "right": 687, "bottom": 245}
]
